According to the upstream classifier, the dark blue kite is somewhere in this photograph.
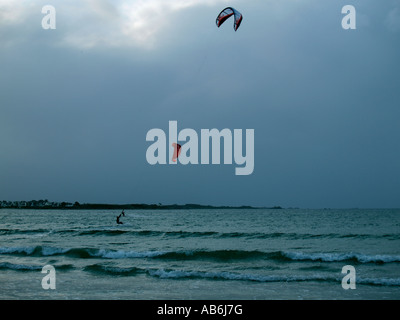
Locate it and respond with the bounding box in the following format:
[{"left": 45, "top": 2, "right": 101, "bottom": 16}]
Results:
[{"left": 216, "top": 7, "right": 243, "bottom": 31}]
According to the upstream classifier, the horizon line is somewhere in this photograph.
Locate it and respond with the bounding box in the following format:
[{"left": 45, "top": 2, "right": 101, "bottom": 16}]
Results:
[{"left": 1, "top": 200, "right": 399, "bottom": 210}]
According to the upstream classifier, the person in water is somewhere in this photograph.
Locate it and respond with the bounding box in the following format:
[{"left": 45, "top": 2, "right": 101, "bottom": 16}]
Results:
[
  {"left": 116, "top": 214, "right": 123, "bottom": 224},
  {"left": 121, "top": 209, "right": 125, "bottom": 217}
]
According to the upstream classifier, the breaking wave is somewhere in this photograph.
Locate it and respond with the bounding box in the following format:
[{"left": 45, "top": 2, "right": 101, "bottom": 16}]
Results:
[
  {"left": 83, "top": 264, "right": 400, "bottom": 286},
  {"left": 1, "top": 246, "right": 399, "bottom": 264},
  {"left": 1, "top": 228, "right": 399, "bottom": 241}
]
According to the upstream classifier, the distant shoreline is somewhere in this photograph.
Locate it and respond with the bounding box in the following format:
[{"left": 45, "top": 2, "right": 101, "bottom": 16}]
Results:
[{"left": 0, "top": 200, "right": 283, "bottom": 210}]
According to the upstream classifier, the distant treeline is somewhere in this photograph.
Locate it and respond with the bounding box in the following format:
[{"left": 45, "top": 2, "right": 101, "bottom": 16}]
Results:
[{"left": 0, "top": 200, "right": 282, "bottom": 210}]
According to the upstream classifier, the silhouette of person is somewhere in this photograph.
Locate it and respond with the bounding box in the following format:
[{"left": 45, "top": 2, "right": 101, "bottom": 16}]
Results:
[
  {"left": 116, "top": 214, "right": 123, "bottom": 224},
  {"left": 121, "top": 209, "right": 125, "bottom": 217}
]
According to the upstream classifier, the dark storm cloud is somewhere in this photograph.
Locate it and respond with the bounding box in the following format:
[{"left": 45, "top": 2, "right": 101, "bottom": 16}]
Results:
[{"left": 1, "top": 0, "right": 399, "bottom": 208}]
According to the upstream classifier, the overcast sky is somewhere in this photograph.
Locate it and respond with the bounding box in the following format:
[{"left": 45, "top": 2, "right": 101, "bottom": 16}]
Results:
[{"left": 1, "top": 0, "right": 399, "bottom": 208}]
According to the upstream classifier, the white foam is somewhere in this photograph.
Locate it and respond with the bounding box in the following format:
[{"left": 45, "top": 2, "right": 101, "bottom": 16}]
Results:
[
  {"left": 92, "top": 249, "right": 166, "bottom": 259},
  {"left": 358, "top": 277, "right": 400, "bottom": 286},
  {"left": 41, "top": 246, "right": 69, "bottom": 256},
  {"left": 147, "top": 268, "right": 333, "bottom": 283},
  {"left": 0, "top": 262, "right": 42, "bottom": 271},
  {"left": 283, "top": 251, "right": 400, "bottom": 263},
  {"left": 0, "top": 246, "right": 36, "bottom": 255}
]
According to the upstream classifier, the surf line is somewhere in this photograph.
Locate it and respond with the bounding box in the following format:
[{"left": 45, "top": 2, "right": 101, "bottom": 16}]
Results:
[{"left": 146, "top": 121, "right": 254, "bottom": 175}]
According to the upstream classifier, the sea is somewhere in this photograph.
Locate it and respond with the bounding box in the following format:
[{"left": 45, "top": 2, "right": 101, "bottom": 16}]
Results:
[{"left": 0, "top": 208, "right": 399, "bottom": 300}]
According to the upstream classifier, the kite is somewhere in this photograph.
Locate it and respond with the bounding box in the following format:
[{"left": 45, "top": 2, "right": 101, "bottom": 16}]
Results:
[
  {"left": 172, "top": 143, "right": 182, "bottom": 162},
  {"left": 216, "top": 7, "right": 243, "bottom": 31}
]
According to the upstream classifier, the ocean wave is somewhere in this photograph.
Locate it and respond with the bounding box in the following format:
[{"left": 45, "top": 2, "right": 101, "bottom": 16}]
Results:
[
  {"left": 157, "top": 249, "right": 267, "bottom": 260},
  {"left": 0, "top": 246, "right": 37, "bottom": 255},
  {"left": 0, "top": 228, "right": 53, "bottom": 236},
  {"left": 2, "top": 256, "right": 398, "bottom": 287},
  {"left": 147, "top": 270, "right": 400, "bottom": 286},
  {"left": 282, "top": 251, "right": 400, "bottom": 263},
  {"left": 357, "top": 277, "right": 400, "bottom": 286},
  {"left": 0, "top": 261, "right": 74, "bottom": 272},
  {"left": 82, "top": 264, "right": 400, "bottom": 286},
  {"left": 146, "top": 268, "right": 334, "bottom": 283},
  {"left": 78, "top": 229, "right": 131, "bottom": 236},
  {"left": 92, "top": 249, "right": 166, "bottom": 259},
  {"left": 0, "top": 246, "right": 69, "bottom": 257},
  {"left": 77, "top": 229, "right": 219, "bottom": 238},
  {"left": 0, "top": 246, "right": 167, "bottom": 259},
  {"left": 80, "top": 248, "right": 266, "bottom": 260},
  {"left": 0, "top": 246, "right": 266, "bottom": 260},
  {"left": 83, "top": 264, "right": 141, "bottom": 276},
  {"left": 83, "top": 263, "right": 335, "bottom": 283},
  {"left": 93, "top": 249, "right": 400, "bottom": 264},
  {"left": 0, "top": 262, "right": 43, "bottom": 271},
  {"left": 1, "top": 246, "right": 399, "bottom": 265},
  {"left": 0, "top": 246, "right": 91, "bottom": 258},
  {"left": 3, "top": 227, "right": 399, "bottom": 241}
]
